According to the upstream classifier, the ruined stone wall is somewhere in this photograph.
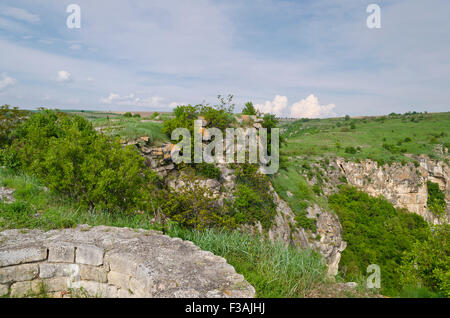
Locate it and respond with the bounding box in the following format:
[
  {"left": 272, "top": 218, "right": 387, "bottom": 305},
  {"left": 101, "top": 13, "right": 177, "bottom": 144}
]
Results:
[{"left": 0, "top": 225, "right": 255, "bottom": 298}]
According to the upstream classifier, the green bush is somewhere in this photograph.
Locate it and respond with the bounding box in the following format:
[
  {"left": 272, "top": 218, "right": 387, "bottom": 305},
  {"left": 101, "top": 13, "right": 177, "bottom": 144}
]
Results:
[
  {"left": 123, "top": 112, "right": 132, "bottom": 118},
  {"left": 11, "top": 110, "right": 159, "bottom": 213},
  {"left": 328, "top": 185, "right": 430, "bottom": 295},
  {"left": 427, "top": 181, "right": 447, "bottom": 217},
  {"left": 163, "top": 95, "right": 235, "bottom": 137},
  {"left": 242, "top": 102, "right": 257, "bottom": 115},
  {"left": 162, "top": 176, "right": 235, "bottom": 230},
  {"left": 399, "top": 224, "right": 450, "bottom": 297},
  {"left": 233, "top": 163, "right": 277, "bottom": 229},
  {"left": 0, "top": 105, "right": 30, "bottom": 146},
  {"left": 194, "top": 162, "right": 221, "bottom": 180},
  {"left": 133, "top": 113, "right": 141, "bottom": 118},
  {"left": 345, "top": 146, "right": 357, "bottom": 154}
]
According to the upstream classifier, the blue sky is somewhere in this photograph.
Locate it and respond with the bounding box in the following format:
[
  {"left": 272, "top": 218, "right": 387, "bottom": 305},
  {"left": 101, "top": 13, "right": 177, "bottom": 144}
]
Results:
[{"left": 0, "top": 0, "right": 449, "bottom": 117}]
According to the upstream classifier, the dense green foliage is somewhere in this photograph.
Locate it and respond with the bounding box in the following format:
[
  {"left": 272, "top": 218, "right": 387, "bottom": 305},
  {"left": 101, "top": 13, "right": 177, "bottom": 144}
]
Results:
[
  {"left": 329, "top": 186, "right": 431, "bottom": 295},
  {"left": 399, "top": 224, "right": 450, "bottom": 297},
  {"left": 0, "top": 168, "right": 156, "bottom": 231},
  {"left": 193, "top": 162, "right": 222, "bottom": 180},
  {"left": 242, "top": 102, "right": 257, "bottom": 115},
  {"left": 232, "top": 163, "right": 277, "bottom": 229},
  {"left": 10, "top": 110, "right": 159, "bottom": 213},
  {"left": 0, "top": 105, "right": 30, "bottom": 146},
  {"left": 162, "top": 95, "right": 235, "bottom": 137},
  {"left": 162, "top": 176, "right": 235, "bottom": 230},
  {"left": 427, "top": 181, "right": 447, "bottom": 217}
]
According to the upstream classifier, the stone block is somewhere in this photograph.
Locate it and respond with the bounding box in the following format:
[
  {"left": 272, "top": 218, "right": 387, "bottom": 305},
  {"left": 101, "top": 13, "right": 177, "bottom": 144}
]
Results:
[
  {"left": 105, "top": 252, "right": 137, "bottom": 276},
  {"left": 80, "top": 265, "right": 108, "bottom": 283},
  {"left": 0, "top": 263, "right": 39, "bottom": 283},
  {"left": 76, "top": 280, "right": 118, "bottom": 298},
  {"left": 0, "top": 283, "right": 8, "bottom": 296},
  {"left": 10, "top": 280, "right": 44, "bottom": 297},
  {"left": 0, "top": 246, "right": 47, "bottom": 267},
  {"left": 76, "top": 245, "right": 104, "bottom": 266},
  {"left": 107, "top": 271, "right": 130, "bottom": 290},
  {"left": 47, "top": 243, "right": 75, "bottom": 263},
  {"left": 39, "top": 263, "right": 79, "bottom": 279},
  {"left": 42, "top": 277, "right": 69, "bottom": 292}
]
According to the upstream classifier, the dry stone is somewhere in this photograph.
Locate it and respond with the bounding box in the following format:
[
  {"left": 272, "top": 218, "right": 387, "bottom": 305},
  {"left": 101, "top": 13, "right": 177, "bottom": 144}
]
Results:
[
  {"left": 0, "top": 246, "right": 47, "bottom": 267},
  {"left": 0, "top": 263, "right": 39, "bottom": 284},
  {"left": 0, "top": 225, "right": 255, "bottom": 298}
]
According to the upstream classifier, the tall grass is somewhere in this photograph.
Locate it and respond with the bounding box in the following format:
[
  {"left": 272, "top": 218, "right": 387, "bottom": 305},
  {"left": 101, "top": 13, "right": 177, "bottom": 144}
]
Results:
[{"left": 167, "top": 225, "right": 328, "bottom": 297}]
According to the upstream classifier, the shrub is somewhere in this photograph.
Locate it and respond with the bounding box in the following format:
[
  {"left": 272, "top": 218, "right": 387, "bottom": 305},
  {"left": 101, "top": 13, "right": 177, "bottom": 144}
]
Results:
[
  {"left": 399, "top": 224, "right": 450, "bottom": 297},
  {"left": 427, "top": 181, "right": 447, "bottom": 217},
  {"left": 233, "top": 163, "right": 277, "bottom": 229},
  {"left": 133, "top": 113, "right": 141, "bottom": 118},
  {"left": 162, "top": 96, "right": 235, "bottom": 137},
  {"left": 123, "top": 112, "right": 132, "bottom": 118},
  {"left": 242, "top": 102, "right": 257, "bottom": 115},
  {"left": 11, "top": 110, "right": 159, "bottom": 213},
  {"left": 329, "top": 186, "right": 430, "bottom": 295},
  {"left": 194, "top": 162, "right": 221, "bottom": 180},
  {"left": 0, "top": 105, "right": 30, "bottom": 146},
  {"left": 162, "top": 176, "right": 234, "bottom": 230},
  {"left": 345, "top": 146, "right": 357, "bottom": 154}
]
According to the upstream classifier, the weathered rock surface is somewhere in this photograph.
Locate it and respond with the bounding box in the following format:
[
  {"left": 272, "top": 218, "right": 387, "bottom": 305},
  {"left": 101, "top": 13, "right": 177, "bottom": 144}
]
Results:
[
  {"left": 0, "top": 187, "right": 15, "bottom": 203},
  {"left": 0, "top": 225, "right": 255, "bottom": 298},
  {"left": 335, "top": 155, "right": 449, "bottom": 224}
]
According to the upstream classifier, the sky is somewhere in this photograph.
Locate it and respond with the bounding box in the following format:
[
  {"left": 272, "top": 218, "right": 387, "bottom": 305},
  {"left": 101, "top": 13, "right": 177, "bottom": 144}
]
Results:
[{"left": 0, "top": 0, "right": 449, "bottom": 117}]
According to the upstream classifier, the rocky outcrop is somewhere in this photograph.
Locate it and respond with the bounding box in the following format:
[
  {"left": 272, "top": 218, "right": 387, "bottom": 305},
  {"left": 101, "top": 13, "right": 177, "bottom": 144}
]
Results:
[
  {"left": 0, "top": 187, "right": 14, "bottom": 203},
  {"left": 244, "top": 185, "right": 346, "bottom": 277},
  {"left": 335, "top": 155, "right": 449, "bottom": 224},
  {"left": 0, "top": 225, "right": 255, "bottom": 298}
]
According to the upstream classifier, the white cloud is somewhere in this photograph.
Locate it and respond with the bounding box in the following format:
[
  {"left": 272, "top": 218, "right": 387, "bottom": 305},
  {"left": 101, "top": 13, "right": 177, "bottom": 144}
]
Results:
[
  {"left": 0, "top": 73, "right": 17, "bottom": 91},
  {"left": 56, "top": 70, "right": 72, "bottom": 83},
  {"left": 254, "top": 95, "right": 288, "bottom": 116},
  {"left": 1, "top": 7, "right": 39, "bottom": 24},
  {"left": 255, "top": 94, "right": 336, "bottom": 118},
  {"left": 290, "top": 94, "right": 336, "bottom": 118},
  {"left": 100, "top": 93, "right": 164, "bottom": 108}
]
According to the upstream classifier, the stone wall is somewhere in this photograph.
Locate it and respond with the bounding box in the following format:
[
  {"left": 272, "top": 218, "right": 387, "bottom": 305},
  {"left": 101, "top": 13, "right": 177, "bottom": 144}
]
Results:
[{"left": 0, "top": 225, "right": 255, "bottom": 298}]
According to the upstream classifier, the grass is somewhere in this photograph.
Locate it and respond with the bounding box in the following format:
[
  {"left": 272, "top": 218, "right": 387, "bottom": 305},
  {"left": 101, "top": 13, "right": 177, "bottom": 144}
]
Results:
[
  {"left": 61, "top": 110, "right": 169, "bottom": 145},
  {"left": 280, "top": 112, "right": 450, "bottom": 165},
  {"left": 271, "top": 167, "right": 317, "bottom": 232},
  {"left": 91, "top": 117, "right": 168, "bottom": 144},
  {"left": 166, "top": 225, "right": 329, "bottom": 297}
]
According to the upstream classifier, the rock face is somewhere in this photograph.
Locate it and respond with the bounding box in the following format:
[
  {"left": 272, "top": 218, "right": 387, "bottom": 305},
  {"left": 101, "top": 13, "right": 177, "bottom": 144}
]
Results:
[
  {"left": 0, "top": 225, "right": 255, "bottom": 298},
  {"left": 335, "top": 155, "right": 449, "bottom": 224},
  {"left": 243, "top": 185, "right": 346, "bottom": 277}
]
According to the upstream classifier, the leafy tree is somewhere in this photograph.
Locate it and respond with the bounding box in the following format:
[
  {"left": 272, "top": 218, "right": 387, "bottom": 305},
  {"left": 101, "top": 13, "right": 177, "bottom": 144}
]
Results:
[
  {"left": 0, "top": 105, "right": 30, "bottom": 146},
  {"left": 242, "top": 102, "right": 257, "bottom": 115},
  {"left": 11, "top": 109, "right": 159, "bottom": 213},
  {"left": 329, "top": 185, "right": 430, "bottom": 294},
  {"left": 399, "top": 224, "right": 450, "bottom": 297},
  {"left": 162, "top": 175, "right": 235, "bottom": 230},
  {"left": 427, "top": 181, "right": 447, "bottom": 217}
]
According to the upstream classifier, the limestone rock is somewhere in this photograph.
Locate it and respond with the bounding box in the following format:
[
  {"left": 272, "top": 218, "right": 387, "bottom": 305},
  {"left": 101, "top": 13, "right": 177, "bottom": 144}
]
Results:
[{"left": 0, "top": 225, "right": 255, "bottom": 298}]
